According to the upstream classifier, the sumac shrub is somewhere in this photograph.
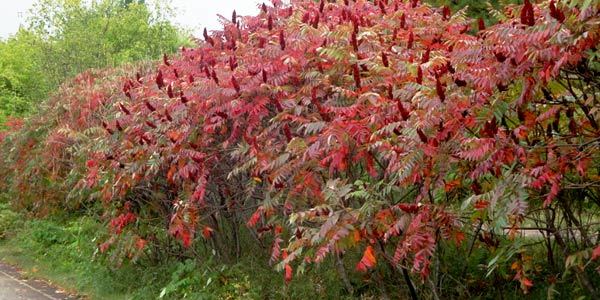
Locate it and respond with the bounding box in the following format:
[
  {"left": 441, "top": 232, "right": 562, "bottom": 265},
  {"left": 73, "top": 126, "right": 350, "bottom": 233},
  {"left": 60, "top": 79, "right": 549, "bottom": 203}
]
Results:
[
  {"left": 1, "top": 0, "right": 600, "bottom": 297},
  {"left": 0, "top": 66, "right": 151, "bottom": 213}
]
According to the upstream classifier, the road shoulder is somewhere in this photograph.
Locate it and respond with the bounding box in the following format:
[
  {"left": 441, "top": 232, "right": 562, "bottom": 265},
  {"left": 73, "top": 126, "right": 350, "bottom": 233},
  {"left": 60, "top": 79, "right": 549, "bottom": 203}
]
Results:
[{"left": 0, "top": 261, "right": 79, "bottom": 300}]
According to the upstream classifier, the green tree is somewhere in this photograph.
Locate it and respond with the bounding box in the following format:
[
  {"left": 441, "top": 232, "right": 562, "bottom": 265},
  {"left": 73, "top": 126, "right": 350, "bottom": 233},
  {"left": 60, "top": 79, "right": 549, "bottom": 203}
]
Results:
[
  {"left": 427, "top": 0, "right": 521, "bottom": 23},
  {"left": 0, "top": 30, "right": 47, "bottom": 123},
  {"left": 0, "top": 0, "right": 189, "bottom": 124},
  {"left": 25, "top": 0, "right": 188, "bottom": 88}
]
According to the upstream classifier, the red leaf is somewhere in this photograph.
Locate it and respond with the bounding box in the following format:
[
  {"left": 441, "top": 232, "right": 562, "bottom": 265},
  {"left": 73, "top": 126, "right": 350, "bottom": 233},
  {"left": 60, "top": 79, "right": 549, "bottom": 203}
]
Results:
[
  {"left": 99, "top": 242, "right": 111, "bottom": 253},
  {"left": 181, "top": 229, "right": 192, "bottom": 247},
  {"left": 270, "top": 237, "right": 282, "bottom": 264},
  {"left": 202, "top": 226, "right": 214, "bottom": 239},
  {"left": 522, "top": 278, "right": 533, "bottom": 288},
  {"left": 474, "top": 200, "right": 489, "bottom": 210},
  {"left": 86, "top": 159, "right": 97, "bottom": 168},
  {"left": 247, "top": 208, "right": 263, "bottom": 227},
  {"left": 284, "top": 264, "right": 293, "bottom": 283},
  {"left": 135, "top": 238, "right": 147, "bottom": 250},
  {"left": 592, "top": 245, "right": 600, "bottom": 261},
  {"left": 356, "top": 246, "right": 377, "bottom": 272},
  {"left": 544, "top": 181, "right": 560, "bottom": 207}
]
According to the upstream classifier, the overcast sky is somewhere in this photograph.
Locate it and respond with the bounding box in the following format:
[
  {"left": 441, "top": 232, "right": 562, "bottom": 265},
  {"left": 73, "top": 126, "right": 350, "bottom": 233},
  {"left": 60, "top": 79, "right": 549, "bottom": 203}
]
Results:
[{"left": 0, "top": 0, "right": 262, "bottom": 39}]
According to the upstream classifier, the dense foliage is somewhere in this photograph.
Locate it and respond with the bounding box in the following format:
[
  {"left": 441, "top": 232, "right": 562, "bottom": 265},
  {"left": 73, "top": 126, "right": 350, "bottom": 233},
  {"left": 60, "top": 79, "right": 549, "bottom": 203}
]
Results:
[
  {"left": 1, "top": 0, "right": 600, "bottom": 298},
  {"left": 0, "top": 0, "right": 188, "bottom": 124},
  {"left": 429, "top": 0, "right": 521, "bottom": 22}
]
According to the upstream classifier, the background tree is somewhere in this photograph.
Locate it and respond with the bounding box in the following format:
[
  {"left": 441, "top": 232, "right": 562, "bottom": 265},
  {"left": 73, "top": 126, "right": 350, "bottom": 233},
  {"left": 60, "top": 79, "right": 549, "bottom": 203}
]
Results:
[
  {"left": 428, "top": 0, "right": 520, "bottom": 23},
  {"left": 0, "top": 30, "right": 47, "bottom": 123},
  {"left": 0, "top": 0, "right": 189, "bottom": 124}
]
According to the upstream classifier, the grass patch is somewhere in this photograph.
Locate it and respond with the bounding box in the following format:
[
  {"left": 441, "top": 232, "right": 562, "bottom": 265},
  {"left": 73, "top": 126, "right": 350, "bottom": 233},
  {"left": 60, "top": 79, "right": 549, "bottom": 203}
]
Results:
[
  {"left": 0, "top": 214, "right": 155, "bottom": 299},
  {"left": 0, "top": 203, "right": 355, "bottom": 299},
  {"left": 1, "top": 200, "right": 596, "bottom": 299}
]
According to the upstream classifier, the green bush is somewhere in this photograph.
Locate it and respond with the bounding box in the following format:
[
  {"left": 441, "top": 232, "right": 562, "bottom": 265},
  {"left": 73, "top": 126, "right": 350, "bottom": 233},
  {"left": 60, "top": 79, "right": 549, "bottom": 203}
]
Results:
[
  {"left": 428, "top": 0, "right": 521, "bottom": 23},
  {"left": 29, "top": 220, "right": 72, "bottom": 247},
  {"left": 0, "top": 203, "right": 20, "bottom": 239},
  {"left": 0, "top": 0, "right": 189, "bottom": 123}
]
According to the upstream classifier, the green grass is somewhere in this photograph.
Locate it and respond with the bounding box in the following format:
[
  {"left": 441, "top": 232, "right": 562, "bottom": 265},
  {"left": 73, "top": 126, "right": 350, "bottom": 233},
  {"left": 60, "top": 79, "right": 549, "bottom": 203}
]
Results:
[
  {"left": 1, "top": 201, "right": 597, "bottom": 299},
  {"left": 0, "top": 213, "right": 155, "bottom": 299},
  {"left": 0, "top": 203, "right": 355, "bottom": 299}
]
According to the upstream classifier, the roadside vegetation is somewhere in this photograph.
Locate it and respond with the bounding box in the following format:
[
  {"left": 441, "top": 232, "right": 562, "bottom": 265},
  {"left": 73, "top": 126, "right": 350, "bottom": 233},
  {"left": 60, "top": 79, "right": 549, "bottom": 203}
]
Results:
[{"left": 0, "top": 0, "right": 599, "bottom": 299}]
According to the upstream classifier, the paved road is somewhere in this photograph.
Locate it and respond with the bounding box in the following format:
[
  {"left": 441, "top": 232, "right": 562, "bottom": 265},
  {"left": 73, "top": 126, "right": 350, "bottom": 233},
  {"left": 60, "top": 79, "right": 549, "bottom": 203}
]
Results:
[{"left": 0, "top": 262, "right": 77, "bottom": 300}]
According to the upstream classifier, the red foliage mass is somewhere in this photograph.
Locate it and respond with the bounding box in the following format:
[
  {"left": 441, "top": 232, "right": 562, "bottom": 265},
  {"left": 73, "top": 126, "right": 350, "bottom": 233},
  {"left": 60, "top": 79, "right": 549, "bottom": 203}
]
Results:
[
  {"left": 2, "top": 0, "right": 599, "bottom": 284},
  {"left": 76, "top": 0, "right": 600, "bottom": 280}
]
